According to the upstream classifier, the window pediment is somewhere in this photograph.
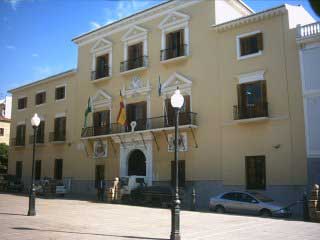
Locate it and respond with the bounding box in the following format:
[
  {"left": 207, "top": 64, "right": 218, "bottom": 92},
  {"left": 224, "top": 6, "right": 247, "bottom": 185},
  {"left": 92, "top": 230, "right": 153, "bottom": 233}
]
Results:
[
  {"left": 161, "top": 72, "right": 192, "bottom": 96},
  {"left": 158, "top": 11, "right": 190, "bottom": 30},
  {"left": 121, "top": 25, "right": 148, "bottom": 42},
  {"left": 92, "top": 89, "right": 112, "bottom": 110},
  {"left": 91, "top": 38, "right": 112, "bottom": 53}
]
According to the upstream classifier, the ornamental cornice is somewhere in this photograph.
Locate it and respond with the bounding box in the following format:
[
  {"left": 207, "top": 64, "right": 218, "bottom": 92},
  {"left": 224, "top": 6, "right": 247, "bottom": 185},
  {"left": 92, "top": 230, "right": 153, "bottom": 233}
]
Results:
[
  {"left": 72, "top": 0, "right": 202, "bottom": 46},
  {"left": 213, "top": 5, "right": 287, "bottom": 32}
]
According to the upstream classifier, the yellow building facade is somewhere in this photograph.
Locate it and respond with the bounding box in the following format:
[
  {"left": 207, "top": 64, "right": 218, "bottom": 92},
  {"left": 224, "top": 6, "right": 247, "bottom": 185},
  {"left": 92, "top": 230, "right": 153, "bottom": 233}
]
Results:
[{"left": 8, "top": 0, "right": 315, "bottom": 207}]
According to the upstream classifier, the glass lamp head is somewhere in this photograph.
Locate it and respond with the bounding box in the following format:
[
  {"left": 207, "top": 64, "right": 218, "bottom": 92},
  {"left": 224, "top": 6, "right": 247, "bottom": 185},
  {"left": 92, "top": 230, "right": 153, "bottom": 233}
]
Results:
[
  {"left": 171, "top": 88, "right": 184, "bottom": 109},
  {"left": 31, "top": 113, "right": 41, "bottom": 127}
]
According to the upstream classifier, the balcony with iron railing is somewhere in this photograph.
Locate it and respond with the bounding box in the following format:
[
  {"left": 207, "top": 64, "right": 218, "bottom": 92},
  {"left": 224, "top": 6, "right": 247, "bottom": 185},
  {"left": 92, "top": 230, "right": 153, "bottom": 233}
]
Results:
[
  {"left": 91, "top": 65, "right": 110, "bottom": 81},
  {"left": 296, "top": 22, "right": 320, "bottom": 40},
  {"left": 49, "top": 132, "right": 66, "bottom": 143},
  {"left": 160, "top": 44, "right": 188, "bottom": 62},
  {"left": 233, "top": 102, "right": 268, "bottom": 121},
  {"left": 29, "top": 134, "right": 45, "bottom": 144},
  {"left": 120, "top": 56, "right": 148, "bottom": 73},
  {"left": 10, "top": 137, "right": 25, "bottom": 147},
  {"left": 81, "top": 112, "right": 197, "bottom": 138}
]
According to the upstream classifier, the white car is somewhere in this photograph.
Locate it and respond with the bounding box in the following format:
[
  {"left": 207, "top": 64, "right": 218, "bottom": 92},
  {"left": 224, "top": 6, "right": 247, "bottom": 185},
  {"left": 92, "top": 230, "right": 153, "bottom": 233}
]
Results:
[{"left": 209, "top": 191, "right": 291, "bottom": 217}]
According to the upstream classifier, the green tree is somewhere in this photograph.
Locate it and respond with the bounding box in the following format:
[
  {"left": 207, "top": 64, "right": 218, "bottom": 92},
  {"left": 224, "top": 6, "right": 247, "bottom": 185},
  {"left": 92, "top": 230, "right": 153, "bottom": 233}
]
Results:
[{"left": 0, "top": 143, "right": 8, "bottom": 168}]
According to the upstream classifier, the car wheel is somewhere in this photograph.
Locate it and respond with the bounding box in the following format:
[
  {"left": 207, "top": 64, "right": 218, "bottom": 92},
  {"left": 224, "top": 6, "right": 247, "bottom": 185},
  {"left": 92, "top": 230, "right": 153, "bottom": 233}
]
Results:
[
  {"left": 215, "top": 205, "right": 225, "bottom": 214},
  {"left": 260, "top": 209, "right": 272, "bottom": 217}
]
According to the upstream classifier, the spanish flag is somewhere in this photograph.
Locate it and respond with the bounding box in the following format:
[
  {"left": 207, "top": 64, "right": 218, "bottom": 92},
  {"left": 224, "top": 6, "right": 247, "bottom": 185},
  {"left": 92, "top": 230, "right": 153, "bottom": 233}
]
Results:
[{"left": 117, "top": 91, "right": 127, "bottom": 126}]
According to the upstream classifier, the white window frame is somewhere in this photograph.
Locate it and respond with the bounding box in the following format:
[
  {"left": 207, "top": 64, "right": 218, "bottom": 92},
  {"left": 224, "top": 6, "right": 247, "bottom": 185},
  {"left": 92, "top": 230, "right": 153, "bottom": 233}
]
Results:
[
  {"left": 121, "top": 25, "right": 148, "bottom": 68},
  {"left": 91, "top": 38, "right": 113, "bottom": 80},
  {"left": 158, "top": 11, "right": 190, "bottom": 58},
  {"left": 55, "top": 84, "right": 67, "bottom": 102},
  {"left": 236, "top": 30, "right": 263, "bottom": 60}
]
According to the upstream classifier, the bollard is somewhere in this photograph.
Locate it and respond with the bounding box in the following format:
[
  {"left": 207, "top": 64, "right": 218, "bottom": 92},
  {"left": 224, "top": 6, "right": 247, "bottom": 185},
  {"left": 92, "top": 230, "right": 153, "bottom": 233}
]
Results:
[
  {"left": 191, "top": 187, "right": 196, "bottom": 211},
  {"left": 303, "top": 192, "right": 309, "bottom": 221}
]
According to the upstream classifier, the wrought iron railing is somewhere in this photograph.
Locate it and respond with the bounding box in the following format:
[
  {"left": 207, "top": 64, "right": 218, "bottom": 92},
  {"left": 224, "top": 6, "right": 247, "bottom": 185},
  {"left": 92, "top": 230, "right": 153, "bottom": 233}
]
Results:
[
  {"left": 91, "top": 66, "right": 110, "bottom": 80},
  {"left": 11, "top": 137, "right": 25, "bottom": 147},
  {"left": 81, "top": 112, "right": 197, "bottom": 138},
  {"left": 49, "top": 132, "right": 66, "bottom": 142},
  {"left": 120, "top": 56, "right": 148, "bottom": 72},
  {"left": 29, "top": 135, "right": 45, "bottom": 144},
  {"left": 233, "top": 102, "right": 268, "bottom": 120},
  {"left": 160, "top": 44, "right": 188, "bottom": 61}
]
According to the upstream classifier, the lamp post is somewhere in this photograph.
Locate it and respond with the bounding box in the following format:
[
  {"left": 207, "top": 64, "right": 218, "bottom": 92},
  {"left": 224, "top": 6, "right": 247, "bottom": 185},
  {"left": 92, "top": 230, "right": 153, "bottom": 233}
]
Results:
[
  {"left": 28, "top": 113, "right": 40, "bottom": 216},
  {"left": 170, "top": 87, "right": 184, "bottom": 240}
]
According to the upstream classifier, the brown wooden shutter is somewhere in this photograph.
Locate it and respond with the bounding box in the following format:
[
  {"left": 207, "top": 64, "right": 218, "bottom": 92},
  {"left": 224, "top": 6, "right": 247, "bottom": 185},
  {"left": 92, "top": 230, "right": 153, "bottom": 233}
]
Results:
[
  {"left": 62, "top": 117, "right": 66, "bottom": 139},
  {"left": 165, "top": 98, "right": 175, "bottom": 126},
  {"left": 179, "top": 29, "right": 185, "bottom": 46},
  {"left": 257, "top": 32, "right": 263, "bottom": 51},
  {"left": 93, "top": 112, "right": 100, "bottom": 127}
]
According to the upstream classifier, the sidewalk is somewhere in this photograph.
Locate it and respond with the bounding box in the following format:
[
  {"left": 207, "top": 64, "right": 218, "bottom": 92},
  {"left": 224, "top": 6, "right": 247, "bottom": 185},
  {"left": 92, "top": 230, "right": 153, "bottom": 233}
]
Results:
[{"left": 0, "top": 193, "right": 319, "bottom": 240}]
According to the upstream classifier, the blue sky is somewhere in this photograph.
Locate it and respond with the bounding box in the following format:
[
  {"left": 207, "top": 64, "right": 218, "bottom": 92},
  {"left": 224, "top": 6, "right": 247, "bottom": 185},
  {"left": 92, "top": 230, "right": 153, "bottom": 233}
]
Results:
[{"left": 0, "top": 0, "right": 319, "bottom": 97}]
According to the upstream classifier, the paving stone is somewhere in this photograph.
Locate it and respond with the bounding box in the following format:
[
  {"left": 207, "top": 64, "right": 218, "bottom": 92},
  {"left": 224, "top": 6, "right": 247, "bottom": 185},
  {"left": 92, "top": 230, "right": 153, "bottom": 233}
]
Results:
[{"left": 0, "top": 193, "right": 319, "bottom": 240}]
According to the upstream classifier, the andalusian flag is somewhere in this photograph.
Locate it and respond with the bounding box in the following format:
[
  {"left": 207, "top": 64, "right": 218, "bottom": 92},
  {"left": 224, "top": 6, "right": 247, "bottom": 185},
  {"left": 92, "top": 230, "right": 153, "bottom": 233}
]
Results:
[
  {"left": 117, "top": 91, "right": 126, "bottom": 126},
  {"left": 84, "top": 96, "right": 92, "bottom": 128}
]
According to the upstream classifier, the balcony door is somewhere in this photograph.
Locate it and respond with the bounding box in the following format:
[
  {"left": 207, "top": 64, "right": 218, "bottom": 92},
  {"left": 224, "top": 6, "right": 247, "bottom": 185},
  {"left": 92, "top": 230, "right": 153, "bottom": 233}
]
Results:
[
  {"left": 126, "top": 101, "right": 146, "bottom": 131},
  {"left": 237, "top": 81, "right": 267, "bottom": 119},
  {"left": 165, "top": 95, "right": 190, "bottom": 126},
  {"left": 93, "top": 110, "right": 110, "bottom": 136},
  {"left": 128, "top": 42, "right": 143, "bottom": 70},
  {"left": 166, "top": 29, "right": 184, "bottom": 59},
  {"left": 96, "top": 54, "right": 109, "bottom": 79}
]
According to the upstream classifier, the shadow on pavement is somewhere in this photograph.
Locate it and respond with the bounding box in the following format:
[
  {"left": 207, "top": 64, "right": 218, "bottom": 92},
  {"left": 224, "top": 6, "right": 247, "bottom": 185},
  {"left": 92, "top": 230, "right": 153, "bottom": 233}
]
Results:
[
  {"left": 0, "top": 212, "right": 25, "bottom": 216},
  {"left": 12, "top": 227, "right": 168, "bottom": 240}
]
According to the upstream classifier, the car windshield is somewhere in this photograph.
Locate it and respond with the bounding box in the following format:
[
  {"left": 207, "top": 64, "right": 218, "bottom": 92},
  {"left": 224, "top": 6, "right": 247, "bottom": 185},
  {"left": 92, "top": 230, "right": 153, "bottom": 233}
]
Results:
[{"left": 250, "top": 192, "right": 274, "bottom": 202}]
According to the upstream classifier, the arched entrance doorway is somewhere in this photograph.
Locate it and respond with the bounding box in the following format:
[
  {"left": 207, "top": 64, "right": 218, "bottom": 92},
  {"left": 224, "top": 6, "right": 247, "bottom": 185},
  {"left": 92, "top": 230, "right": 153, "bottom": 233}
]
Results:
[{"left": 128, "top": 149, "right": 146, "bottom": 176}]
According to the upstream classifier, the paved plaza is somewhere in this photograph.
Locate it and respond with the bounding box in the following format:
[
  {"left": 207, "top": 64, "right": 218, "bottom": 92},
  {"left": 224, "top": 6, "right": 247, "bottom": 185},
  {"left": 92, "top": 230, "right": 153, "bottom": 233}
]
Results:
[{"left": 0, "top": 193, "right": 319, "bottom": 240}]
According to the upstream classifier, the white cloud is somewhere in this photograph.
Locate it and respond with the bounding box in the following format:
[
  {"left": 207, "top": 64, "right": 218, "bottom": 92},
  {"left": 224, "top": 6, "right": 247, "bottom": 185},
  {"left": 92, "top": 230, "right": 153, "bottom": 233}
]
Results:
[
  {"left": 90, "top": 21, "right": 102, "bottom": 30},
  {"left": 33, "top": 66, "right": 53, "bottom": 80},
  {"left": 5, "top": 45, "right": 16, "bottom": 50},
  {"left": 32, "top": 53, "right": 39, "bottom": 57},
  {"left": 90, "top": 0, "right": 161, "bottom": 30},
  {"left": 5, "top": 0, "right": 24, "bottom": 10}
]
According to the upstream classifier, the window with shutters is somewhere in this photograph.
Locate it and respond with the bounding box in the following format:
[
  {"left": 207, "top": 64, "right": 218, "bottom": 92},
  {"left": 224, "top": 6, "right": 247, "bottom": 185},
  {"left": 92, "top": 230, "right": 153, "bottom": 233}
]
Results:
[
  {"left": 36, "top": 121, "right": 45, "bottom": 143},
  {"left": 165, "top": 95, "right": 191, "bottom": 126},
  {"left": 0, "top": 128, "right": 4, "bottom": 136},
  {"left": 16, "top": 124, "right": 26, "bottom": 146},
  {"left": 94, "top": 54, "right": 109, "bottom": 79},
  {"left": 245, "top": 156, "right": 266, "bottom": 190},
  {"left": 93, "top": 110, "right": 110, "bottom": 136},
  {"left": 35, "top": 160, "right": 41, "bottom": 180},
  {"left": 54, "top": 159, "right": 63, "bottom": 180},
  {"left": 171, "top": 160, "right": 185, "bottom": 187},
  {"left": 162, "top": 29, "right": 186, "bottom": 60},
  {"left": 234, "top": 80, "right": 268, "bottom": 120},
  {"left": 35, "top": 91, "right": 46, "bottom": 105},
  {"left": 127, "top": 42, "right": 143, "bottom": 70},
  {"left": 126, "top": 101, "right": 147, "bottom": 131},
  {"left": 237, "top": 31, "right": 263, "bottom": 59},
  {"left": 53, "top": 117, "right": 66, "bottom": 141},
  {"left": 17, "top": 97, "right": 27, "bottom": 110},
  {"left": 55, "top": 86, "right": 65, "bottom": 100},
  {"left": 16, "top": 161, "right": 22, "bottom": 180}
]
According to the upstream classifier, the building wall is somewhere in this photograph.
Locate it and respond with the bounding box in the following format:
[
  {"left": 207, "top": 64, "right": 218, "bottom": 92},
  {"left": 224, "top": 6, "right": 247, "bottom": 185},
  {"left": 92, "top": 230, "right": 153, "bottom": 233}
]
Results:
[
  {"left": 8, "top": 73, "right": 76, "bottom": 184},
  {"left": 8, "top": 1, "right": 310, "bottom": 208},
  {"left": 297, "top": 24, "right": 320, "bottom": 186},
  {"left": 0, "top": 121, "right": 10, "bottom": 145}
]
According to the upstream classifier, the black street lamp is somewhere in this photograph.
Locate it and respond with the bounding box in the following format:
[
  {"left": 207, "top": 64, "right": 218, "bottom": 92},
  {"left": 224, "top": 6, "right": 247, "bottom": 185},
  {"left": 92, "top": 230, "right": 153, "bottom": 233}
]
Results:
[
  {"left": 28, "top": 113, "right": 40, "bottom": 216},
  {"left": 170, "top": 87, "right": 184, "bottom": 240}
]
